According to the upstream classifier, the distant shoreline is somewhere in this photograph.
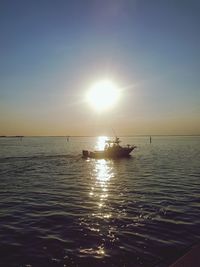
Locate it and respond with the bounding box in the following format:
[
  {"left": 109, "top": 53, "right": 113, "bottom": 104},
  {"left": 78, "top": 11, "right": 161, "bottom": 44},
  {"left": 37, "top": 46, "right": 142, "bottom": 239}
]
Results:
[{"left": 1, "top": 135, "right": 200, "bottom": 138}]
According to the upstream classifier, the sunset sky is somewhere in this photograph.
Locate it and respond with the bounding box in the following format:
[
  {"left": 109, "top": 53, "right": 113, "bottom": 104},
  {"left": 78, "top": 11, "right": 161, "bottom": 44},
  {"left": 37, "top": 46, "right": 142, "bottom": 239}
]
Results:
[{"left": 0, "top": 0, "right": 199, "bottom": 136}]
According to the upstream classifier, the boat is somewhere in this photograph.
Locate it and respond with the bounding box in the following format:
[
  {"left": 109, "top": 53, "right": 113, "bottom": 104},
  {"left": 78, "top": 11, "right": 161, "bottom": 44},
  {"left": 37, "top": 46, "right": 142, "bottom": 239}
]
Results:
[{"left": 82, "top": 137, "right": 136, "bottom": 159}]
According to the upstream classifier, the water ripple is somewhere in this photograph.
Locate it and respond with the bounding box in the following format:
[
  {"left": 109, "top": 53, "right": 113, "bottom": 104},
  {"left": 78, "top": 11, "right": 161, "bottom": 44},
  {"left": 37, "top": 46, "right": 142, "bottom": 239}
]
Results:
[{"left": 0, "top": 136, "right": 200, "bottom": 266}]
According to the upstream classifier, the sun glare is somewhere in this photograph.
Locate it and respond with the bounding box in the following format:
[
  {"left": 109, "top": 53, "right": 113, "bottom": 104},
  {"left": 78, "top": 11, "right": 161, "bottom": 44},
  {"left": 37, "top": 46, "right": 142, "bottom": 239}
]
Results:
[
  {"left": 96, "top": 136, "right": 108, "bottom": 150},
  {"left": 87, "top": 80, "right": 120, "bottom": 112}
]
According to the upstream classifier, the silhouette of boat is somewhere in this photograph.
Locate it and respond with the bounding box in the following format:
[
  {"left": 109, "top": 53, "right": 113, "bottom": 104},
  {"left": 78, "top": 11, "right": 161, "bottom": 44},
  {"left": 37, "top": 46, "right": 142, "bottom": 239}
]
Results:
[{"left": 82, "top": 137, "right": 136, "bottom": 159}]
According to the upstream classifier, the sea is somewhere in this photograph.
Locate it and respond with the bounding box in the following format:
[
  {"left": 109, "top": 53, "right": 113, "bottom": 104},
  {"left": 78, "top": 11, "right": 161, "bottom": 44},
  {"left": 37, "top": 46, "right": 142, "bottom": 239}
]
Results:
[{"left": 0, "top": 136, "right": 200, "bottom": 267}]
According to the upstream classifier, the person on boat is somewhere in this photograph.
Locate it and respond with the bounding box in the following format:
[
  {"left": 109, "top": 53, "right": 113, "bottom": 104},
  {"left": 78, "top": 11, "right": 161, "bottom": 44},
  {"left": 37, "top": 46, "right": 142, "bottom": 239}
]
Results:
[{"left": 104, "top": 144, "right": 108, "bottom": 150}]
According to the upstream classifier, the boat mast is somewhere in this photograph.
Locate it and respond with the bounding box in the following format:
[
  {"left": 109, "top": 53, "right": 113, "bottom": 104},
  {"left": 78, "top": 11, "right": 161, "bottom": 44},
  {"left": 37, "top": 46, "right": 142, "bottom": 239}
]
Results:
[{"left": 112, "top": 128, "right": 117, "bottom": 138}]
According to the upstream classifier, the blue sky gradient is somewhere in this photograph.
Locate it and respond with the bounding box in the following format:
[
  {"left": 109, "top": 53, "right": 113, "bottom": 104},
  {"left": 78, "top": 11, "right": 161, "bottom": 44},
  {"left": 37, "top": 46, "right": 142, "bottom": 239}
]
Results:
[{"left": 0, "top": 0, "right": 199, "bottom": 135}]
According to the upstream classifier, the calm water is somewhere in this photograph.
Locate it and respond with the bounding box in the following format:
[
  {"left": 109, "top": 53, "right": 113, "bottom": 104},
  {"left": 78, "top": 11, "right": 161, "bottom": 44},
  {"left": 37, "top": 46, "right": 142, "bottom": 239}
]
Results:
[{"left": 0, "top": 136, "right": 200, "bottom": 267}]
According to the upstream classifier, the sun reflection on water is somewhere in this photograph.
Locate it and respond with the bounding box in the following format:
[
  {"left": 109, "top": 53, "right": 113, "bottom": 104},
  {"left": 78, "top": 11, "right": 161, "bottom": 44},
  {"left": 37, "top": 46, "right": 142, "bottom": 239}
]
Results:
[
  {"left": 78, "top": 136, "right": 122, "bottom": 259},
  {"left": 79, "top": 139, "right": 118, "bottom": 258},
  {"left": 90, "top": 158, "right": 114, "bottom": 213},
  {"left": 95, "top": 159, "right": 113, "bottom": 183}
]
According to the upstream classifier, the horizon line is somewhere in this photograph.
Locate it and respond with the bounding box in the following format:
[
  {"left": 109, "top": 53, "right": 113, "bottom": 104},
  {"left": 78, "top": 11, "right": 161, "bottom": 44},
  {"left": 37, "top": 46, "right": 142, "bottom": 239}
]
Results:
[{"left": 1, "top": 134, "right": 200, "bottom": 138}]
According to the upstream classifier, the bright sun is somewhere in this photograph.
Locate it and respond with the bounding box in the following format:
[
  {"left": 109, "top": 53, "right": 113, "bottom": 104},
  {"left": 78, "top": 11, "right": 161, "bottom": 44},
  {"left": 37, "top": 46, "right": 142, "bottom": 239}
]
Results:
[{"left": 86, "top": 80, "right": 120, "bottom": 112}]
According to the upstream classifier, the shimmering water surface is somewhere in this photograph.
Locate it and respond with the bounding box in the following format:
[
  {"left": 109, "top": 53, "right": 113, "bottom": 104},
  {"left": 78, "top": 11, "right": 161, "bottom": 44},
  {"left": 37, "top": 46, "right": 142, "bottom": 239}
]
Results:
[{"left": 0, "top": 136, "right": 200, "bottom": 267}]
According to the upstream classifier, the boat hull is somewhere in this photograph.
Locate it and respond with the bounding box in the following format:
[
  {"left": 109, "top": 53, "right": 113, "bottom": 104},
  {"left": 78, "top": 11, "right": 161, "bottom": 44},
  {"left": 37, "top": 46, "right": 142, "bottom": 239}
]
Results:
[{"left": 82, "top": 147, "right": 135, "bottom": 159}]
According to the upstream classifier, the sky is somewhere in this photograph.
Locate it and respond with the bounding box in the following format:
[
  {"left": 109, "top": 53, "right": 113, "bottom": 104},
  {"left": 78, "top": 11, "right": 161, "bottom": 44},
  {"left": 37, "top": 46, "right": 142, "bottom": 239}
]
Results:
[{"left": 0, "top": 0, "right": 200, "bottom": 136}]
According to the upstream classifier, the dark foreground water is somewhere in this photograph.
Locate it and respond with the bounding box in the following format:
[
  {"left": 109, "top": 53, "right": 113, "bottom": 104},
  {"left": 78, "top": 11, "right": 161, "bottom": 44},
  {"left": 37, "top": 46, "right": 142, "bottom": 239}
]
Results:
[{"left": 0, "top": 136, "right": 200, "bottom": 267}]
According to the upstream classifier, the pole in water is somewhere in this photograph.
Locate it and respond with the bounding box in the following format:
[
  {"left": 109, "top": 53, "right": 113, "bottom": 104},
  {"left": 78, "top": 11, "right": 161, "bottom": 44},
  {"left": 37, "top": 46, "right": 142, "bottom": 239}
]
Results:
[{"left": 150, "top": 136, "right": 152, "bottom": 144}]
